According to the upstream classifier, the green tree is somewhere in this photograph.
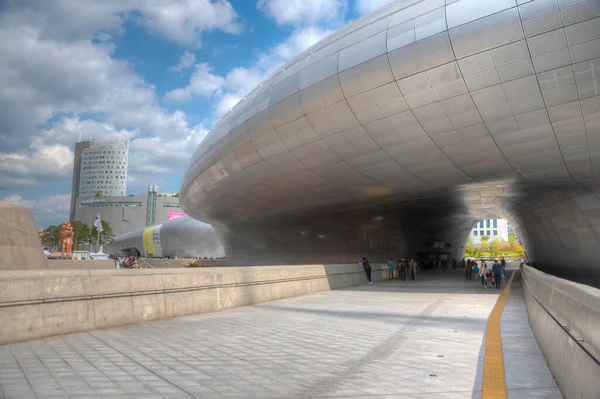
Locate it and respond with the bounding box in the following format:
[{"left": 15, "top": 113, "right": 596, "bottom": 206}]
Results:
[
  {"left": 514, "top": 243, "right": 524, "bottom": 257},
  {"left": 95, "top": 191, "right": 102, "bottom": 197},
  {"left": 464, "top": 236, "right": 475, "bottom": 257},
  {"left": 98, "top": 220, "right": 115, "bottom": 245},
  {"left": 41, "top": 225, "right": 61, "bottom": 249},
  {"left": 173, "top": 193, "right": 179, "bottom": 197},
  {"left": 71, "top": 221, "right": 91, "bottom": 249},
  {"left": 489, "top": 238, "right": 502, "bottom": 257},
  {"left": 479, "top": 235, "right": 490, "bottom": 251},
  {"left": 508, "top": 234, "right": 516, "bottom": 250}
]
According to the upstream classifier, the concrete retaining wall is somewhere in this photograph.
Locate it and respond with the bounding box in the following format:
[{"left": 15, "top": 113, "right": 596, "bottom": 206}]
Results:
[
  {"left": 521, "top": 265, "right": 600, "bottom": 399},
  {"left": 141, "top": 258, "right": 229, "bottom": 268},
  {"left": 0, "top": 204, "right": 48, "bottom": 270},
  {"left": 47, "top": 260, "right": 116, "bottom": 270},
  {"left": 0, "top": 264, "right": 385, "bottom": 345}
]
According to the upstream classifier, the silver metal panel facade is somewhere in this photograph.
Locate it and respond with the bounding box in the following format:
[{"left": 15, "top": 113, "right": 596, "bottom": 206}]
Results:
[
  {"left": 181, "top": 0, "right": 600, "bottom": 283},
  {"left": 109, "top": 216, "right": 225, "bottom": 259}
]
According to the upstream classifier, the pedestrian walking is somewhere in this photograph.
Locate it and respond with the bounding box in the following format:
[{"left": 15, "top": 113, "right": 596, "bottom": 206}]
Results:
[
  {"left": 492, "top": 260, "right": 502, "bottom": 289},
  {"left": 387, "top": 258, "right": 395, "bottom": 280},
  {"left": 500, "top": 257, "right": 506, "bottom": 270},
  {"left": 361, "top": 257, "right": 372, "bottom": 283},
  {"left": 409, "top": 258, "right": 416, "bottom": 280},
  {"left": 479, "top": 264, "right": 488, "bottom": 288},
  {"left": 473, "top": 262, "right": 479, "bottom": 279},
  {"left": 465, "top": 260, "right": 473, "bottom": 280},
  {"left": 398, "top": 258, "right": 407, "bottom": 280}
]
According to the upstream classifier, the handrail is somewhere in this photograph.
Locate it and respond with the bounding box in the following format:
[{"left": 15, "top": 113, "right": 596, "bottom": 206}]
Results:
[
  {"left": 0, "top": 268, "right": 378, "bottom": 309},
  {"left": 521, "top": 266, "right": 600, "bottom": 367},
  {"left": 137, "top": 258, "right": 154, "bottom": 269}
]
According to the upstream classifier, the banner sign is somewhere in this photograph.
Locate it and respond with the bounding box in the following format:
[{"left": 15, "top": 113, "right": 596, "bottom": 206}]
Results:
[
  {"left": 142, "top": 224, "right": 163, "bottom": 256},
  {"left": 168, "top": 211, "right": 186, "bottom": 220}
]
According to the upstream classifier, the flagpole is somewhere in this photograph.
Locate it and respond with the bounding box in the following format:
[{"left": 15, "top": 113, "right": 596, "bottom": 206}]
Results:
[{"left": 94, "top": 212, "right": 103, "bottom": 252}]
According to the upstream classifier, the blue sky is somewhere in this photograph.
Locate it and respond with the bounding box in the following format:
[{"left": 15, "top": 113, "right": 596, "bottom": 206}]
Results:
[{"left": 0, "top": 0, "right": 392, "bottom": 227}]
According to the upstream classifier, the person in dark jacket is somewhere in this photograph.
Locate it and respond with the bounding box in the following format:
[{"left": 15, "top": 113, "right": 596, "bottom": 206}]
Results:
[
  {"left": 492, "top": 261, "right": 503, "bottom": 288},
  {"left": 362, "top": 257, "right": 372, "bottom": 284},
  {"left": 397, "top": 258, "right": 407, "bottom": 280},
  {"left": 465, "top": 260, "right": 473, "bottom": 280}
]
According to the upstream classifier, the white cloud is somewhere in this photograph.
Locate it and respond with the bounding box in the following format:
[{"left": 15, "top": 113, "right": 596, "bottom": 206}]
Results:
[
  {"left": 163, "top": 64, "right": 225, "bottom": 102},
  {"left": 169, "top": 51, "right": 196, "bottom": 72},
  {"left": 0, "top": 24, "right": 150, "bottom": 150},
  {"left": 1, "top": 194, "right": 72, "bottom": 227},
  {"left": 1, "top": 0, "right": 241, "bottom": 46},
  {"left": 136, "top": 0, "right": 241, "bottom": 46},
  {"left": 265, "top": 26, "right": 334, "bottom": 63},
  {"left": 354, "top": 0, "right": 394, "bottom": 15},
  {"left": 0, "top": 116, "right": 135, "bottom": 189},
  {"left": 258, "top": 0, "right": 347, "bottom": 26},
  {"left": 0, "top": 1, "right": 229, "bottom": 193},
  {"left": 129, "top": 125, "right": 209, "bottom": 175},
  {"left": 169, "top": 24, "right": 335, "bottom": 120},
  {"left": 212, "top": 26, "right": 334, "bottom": 118}
]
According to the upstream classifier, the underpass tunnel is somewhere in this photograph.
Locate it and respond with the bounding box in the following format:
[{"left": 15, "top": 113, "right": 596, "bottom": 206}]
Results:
[
  {"left": 451, "top": 184, "right": 600, "bottom": 287},
  {"left": 207, "top": 183, "right": 600, "bottom": 288}
]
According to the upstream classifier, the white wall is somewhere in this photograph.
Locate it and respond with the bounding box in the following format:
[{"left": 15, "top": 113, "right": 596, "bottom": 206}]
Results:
[{"left": 470, "top": 218, "right": 510, "bottom": 245}]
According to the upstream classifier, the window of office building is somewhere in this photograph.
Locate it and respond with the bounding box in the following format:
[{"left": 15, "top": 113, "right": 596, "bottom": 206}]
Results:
[
  {"left": 493, "top": 219, "right": 497, "bottom": 228},
  {"left": 474, "top": 231, "right": 478, "bottom": 236},
  {"left": 486, "top": 230, "right": 491, "bottom": 236},
  {"left": 486, "top": 219, "right": 490, "bottom": 228},
  {"left": 493, "top": 230, "right": 498, "bottom": 235}
]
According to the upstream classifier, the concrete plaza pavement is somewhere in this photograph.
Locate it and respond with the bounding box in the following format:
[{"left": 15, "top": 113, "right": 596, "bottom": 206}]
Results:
[{"left": 0, "top": 269, "right": 558, "bottom": 398}]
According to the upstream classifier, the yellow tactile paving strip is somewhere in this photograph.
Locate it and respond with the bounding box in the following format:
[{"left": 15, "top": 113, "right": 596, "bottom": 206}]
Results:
[{"left": 482, "top": 271, "right": 515, "bottom": 399}]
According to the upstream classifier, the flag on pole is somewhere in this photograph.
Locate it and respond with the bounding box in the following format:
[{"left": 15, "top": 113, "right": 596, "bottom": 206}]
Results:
[{"left": 94, "top": 213, "right": 103, "bottom": 233}]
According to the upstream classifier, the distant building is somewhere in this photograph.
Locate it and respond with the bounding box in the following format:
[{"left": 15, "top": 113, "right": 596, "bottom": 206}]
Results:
[
  {"left": 470, "top": 218, "right": 509, "bottom": 245},
  {"left": 69, "top": 140, "right": 99, "bottom": 221},
  {"left": 74, "top": 185, "right": 184, "bottom": 237},
  {"left": 507, "top": 223, "right": 515, "bottom": 236},
  {"left": 79, "top": 139, "right": 128, "bottom": 198},
  {"left": 69, "top": 139, "right": 129, "bottom": 221}
]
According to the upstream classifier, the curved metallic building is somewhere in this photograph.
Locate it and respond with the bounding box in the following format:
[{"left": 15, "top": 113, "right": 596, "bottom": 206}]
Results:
[
  {"left": 182, "top": 0, "right": 600, "bottom": 283},
  {"left": 108, "top": 216, "right": 225, "bottom": 259}
]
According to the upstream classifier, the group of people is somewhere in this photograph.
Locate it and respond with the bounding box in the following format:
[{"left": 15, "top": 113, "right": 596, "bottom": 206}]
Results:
[
  {"left": 464, "top": 257, "right": 506, "bottom": 289},
  {"left": 360, "top": 257, "right": 417, "bottom": 283},
  {"left": 386, "top": 258, "right": 417, "bottom": 281},
  {"left": 116, "top": 255, "right": 139, "bottom": 269}
]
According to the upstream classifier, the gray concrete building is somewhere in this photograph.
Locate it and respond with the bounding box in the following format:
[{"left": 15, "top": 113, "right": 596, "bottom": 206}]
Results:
[
  {"left": 74, "top": 186, "right": 183, "bottom": 237},
  {"left": 69, "top": 140, "right": 99, "bottom": 222},
  {"left": 180, "top": 0, "right": 600, "bottom": 284}
]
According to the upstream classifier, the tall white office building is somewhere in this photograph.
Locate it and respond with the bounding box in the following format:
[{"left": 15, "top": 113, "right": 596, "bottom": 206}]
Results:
[
  {"left": 78, "top": 139, "right": 129, "bottom": 198},
  {"left": 470, "top": 218, "right": 510, "bottom": 245}
]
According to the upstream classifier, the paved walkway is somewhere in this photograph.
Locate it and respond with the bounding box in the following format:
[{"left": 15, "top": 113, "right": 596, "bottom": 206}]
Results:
[
  {"left": 501, "top": 272, "right": 561, "bottom": 399},
  {"left": 0, "top": 270, "right": 558, "bottom": 398}
]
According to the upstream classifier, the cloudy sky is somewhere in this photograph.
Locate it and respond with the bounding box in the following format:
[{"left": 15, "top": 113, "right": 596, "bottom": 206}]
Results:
[{"left": 0, "top": 0, "right": 393, "bottom": 227}]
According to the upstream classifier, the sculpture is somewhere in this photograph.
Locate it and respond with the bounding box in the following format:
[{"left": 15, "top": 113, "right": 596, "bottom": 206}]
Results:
[{"left": 60, "top": 222, "right": 74, "bottom": 260}]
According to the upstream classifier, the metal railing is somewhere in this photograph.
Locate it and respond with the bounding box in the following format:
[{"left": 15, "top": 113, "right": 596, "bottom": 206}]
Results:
[{"left": 136, "top": 258, "right": 154, "bottom": 269}]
